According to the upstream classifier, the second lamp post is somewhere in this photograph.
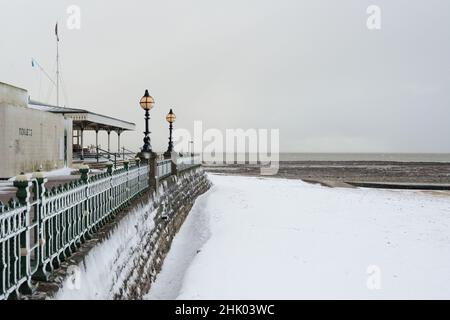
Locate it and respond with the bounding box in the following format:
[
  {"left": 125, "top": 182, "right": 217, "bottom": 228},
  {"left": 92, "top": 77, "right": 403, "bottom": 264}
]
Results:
[
  {"left": 139, "top": 89, "right": 155, "bottom": 154},
  {"left": 164, "top": 109, "right": 176, "bottom": 158}
]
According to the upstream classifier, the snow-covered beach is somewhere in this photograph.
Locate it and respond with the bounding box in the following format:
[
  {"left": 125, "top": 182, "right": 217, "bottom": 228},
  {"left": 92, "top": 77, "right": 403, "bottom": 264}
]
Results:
[{"left": 146, "top": 174, "right": 450, "bottom": 300}]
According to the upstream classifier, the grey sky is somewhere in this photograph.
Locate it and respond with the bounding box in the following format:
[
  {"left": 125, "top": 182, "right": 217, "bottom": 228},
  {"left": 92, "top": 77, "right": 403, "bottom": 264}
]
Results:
[{"left": 1, "top": 0, "right": 449, "bottom": 153}]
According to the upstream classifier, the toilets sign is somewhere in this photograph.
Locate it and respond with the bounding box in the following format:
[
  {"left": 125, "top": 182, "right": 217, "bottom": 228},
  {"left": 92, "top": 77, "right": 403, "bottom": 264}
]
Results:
[{"left": 19, "top": 128, "right": 33, "bottom": 137}]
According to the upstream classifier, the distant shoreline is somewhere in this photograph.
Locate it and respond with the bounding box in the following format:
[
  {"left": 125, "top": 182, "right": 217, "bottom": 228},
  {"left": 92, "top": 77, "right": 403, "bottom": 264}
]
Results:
[
  {"left": 200, "top": 153, "right": 450, "bottom": 163},
  {"left": 205, "top": 160, "right": 450, "bottom": 165},
  {"left": 203, "top": 160, "right": 450, "bottom": 185}
]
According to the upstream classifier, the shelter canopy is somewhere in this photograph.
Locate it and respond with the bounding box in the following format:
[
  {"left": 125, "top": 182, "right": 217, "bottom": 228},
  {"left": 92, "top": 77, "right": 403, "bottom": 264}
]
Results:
[{"left": 29, "top": 100, "right": 135, "bottom": 132}]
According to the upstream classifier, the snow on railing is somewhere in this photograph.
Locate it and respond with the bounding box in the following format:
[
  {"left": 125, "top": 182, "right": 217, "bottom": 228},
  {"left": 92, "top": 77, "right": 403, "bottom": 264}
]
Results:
[
  {"left": 0, "top": 155, "right": 203, "bottom": 300},
  {"left": 0, "top": 163, "right": 150, "bottom": 300},
  {"left": 0, "top": 199, "right": 35, "bottom": 300},
  {"left": 176, "top": 154, "right": 201, "bottom": 172},
  {"left": 156, "top": 159, "right": 172, "bottom": 179}
]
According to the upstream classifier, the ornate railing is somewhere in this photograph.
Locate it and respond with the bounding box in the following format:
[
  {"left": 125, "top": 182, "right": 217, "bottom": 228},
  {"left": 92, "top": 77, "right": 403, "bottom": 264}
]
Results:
[
  {"left": 176, "top": 154, "right": 201, "bottom": 172},
  {"left": 0, "top": 198, "right": 38, "bottom": 300},
  {"left": 0, "top": 163, "right": 150, "bottom": 299},
  {"left": 156, "top": 159, "right": 172, "bottom": 179},
  {"left": 0, "top": 153, "right": 202, "bottom": 300}
]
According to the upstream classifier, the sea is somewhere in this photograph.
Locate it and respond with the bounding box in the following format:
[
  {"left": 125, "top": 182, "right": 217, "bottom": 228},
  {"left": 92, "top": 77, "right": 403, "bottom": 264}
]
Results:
[
  {"left": 278, "top": 153, "right": 450, "bottom": 162},
  {"left": 201, "top": 153, "right": 450, "bottom": 163}
]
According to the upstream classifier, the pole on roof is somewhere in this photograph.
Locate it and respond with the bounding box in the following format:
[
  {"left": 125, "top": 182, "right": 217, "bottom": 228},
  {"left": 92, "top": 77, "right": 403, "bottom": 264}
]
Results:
[{"left": 55, "top": 22, "right": 60, "bottom": 107}]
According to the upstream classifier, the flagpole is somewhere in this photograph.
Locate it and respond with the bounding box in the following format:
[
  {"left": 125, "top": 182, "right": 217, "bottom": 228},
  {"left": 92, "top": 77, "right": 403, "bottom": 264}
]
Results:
[{"left": 56, "top": 22, "right": 60, "bottom": 107}]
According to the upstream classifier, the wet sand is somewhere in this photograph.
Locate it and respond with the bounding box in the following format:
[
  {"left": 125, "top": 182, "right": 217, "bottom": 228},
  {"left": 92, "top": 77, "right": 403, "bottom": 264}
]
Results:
[{"left": 203, "top": 161, "right": 450, "bottom": 186}]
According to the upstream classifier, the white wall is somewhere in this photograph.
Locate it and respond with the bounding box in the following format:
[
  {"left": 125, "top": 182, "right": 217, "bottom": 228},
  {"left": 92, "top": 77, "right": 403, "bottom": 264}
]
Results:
[{"left": 0, "top": 82, "right": 71, "bottom": 178}]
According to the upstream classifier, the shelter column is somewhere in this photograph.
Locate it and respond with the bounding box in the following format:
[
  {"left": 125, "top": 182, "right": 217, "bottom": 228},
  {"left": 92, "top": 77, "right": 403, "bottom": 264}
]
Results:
[
  {"left": 107, "top": 129, "right": 111, "bottom": 159},
  {"left": 117, "top": 130, "right": 122, "bottom": 155},
  {"left": 80, "top": 128, "right": 84, "bottom": 160},
  {"left": 95, "top": 128, "right": 99, "bottom": 162}
]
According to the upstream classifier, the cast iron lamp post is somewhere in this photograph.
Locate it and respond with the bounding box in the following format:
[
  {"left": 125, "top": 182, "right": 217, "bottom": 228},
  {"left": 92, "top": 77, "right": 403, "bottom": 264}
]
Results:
[
  {"left": 139, "top": 89, "right": 155, "bottom": 153},
  {"left": 164, "top": 109, "right": 176, "bottom": 158}
]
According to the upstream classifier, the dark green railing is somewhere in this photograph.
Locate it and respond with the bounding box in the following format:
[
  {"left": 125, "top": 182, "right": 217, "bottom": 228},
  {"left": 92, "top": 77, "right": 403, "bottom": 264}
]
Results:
[
  {"left": 156, "top": 159, "right": 172, "bottom": 179},
  {"left": 176, "top": 154, "right": 201, "bottom": 172},
  {"left": 0, "top": 154, "right": 202, "bottom": 300},
  {"left": 0, "top": 162, "right": 150, "bottom": 299}
]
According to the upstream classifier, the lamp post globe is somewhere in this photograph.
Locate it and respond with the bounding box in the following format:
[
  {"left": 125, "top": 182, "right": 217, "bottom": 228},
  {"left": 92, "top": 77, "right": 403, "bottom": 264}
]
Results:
[
  {"left": 166, "top": 108, "right": 176, "bottom": 123},
  {"left": 140, "top": 89, "right": 154, "bottom": 110},
  {"left": 140, "top": 89, "right": 154, "bottom": 154},
  {"left": 164, "top": 108, "right": 176, "bottom": 159}
]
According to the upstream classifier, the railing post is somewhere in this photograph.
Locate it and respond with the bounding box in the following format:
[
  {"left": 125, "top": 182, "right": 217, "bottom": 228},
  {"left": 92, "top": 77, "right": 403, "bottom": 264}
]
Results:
[
  {"left": 134, "top": 157, "right": 141, "bottom": 193},
  {"left": 123, "top": 160, "right": 130, "bottom": 203},
  {"left": 79, "top": 164, "right": 90, "bottom": 183},
  {"left": 80, "top": 164, "right": 91, "bottom": 239},
  {"left": 31, "top": 171, "right": 50, "bottom": 282},
  {"left": 151, "top": 153, "right": 159, "bottom": 190},
  {"left": 171, "top": 153, "right": 178, "bottom": 176},
  {"left": 13, "top": 174, "right": 34, "bottom": 295},
  {"left": 80, "top": 165, "right": 92, "bottom": 241},
  {"left": 137, "top": 152, "right": 157, "bottom": 190},
  {"left": 106, "top": 162, "right": 114, "bottom": 175},
  {"left": 14, "top": 174, "right": 30, "bottom": 205}
]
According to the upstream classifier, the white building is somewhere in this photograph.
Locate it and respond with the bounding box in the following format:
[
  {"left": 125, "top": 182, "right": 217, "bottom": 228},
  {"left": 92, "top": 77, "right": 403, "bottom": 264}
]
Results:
[{"left": 0, "top": 81, "right": 135, "bottom": 178}]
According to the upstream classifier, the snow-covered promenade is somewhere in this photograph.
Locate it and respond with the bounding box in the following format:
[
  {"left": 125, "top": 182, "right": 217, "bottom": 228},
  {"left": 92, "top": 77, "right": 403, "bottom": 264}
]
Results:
[{"left": 147, "top": 174, "right": 450, "bottom": 300}]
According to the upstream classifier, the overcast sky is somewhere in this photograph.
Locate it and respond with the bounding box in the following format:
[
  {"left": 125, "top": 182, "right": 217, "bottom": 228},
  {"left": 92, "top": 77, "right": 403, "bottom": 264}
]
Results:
[{"left": 1, "top": 0, "right": 449, "bottom": 153}]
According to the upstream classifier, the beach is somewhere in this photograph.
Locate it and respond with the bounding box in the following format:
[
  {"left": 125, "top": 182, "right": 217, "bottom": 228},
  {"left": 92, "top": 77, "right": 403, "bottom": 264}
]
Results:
[
  {"left": 204, "top": 161, "right": 450, "bottom": 185},
  {"left": 146, "top": 174, "right": 450, "bottom": 299}
]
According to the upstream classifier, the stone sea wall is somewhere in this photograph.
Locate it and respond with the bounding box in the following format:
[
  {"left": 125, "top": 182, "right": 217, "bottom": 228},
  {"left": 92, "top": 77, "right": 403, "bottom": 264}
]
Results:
[{"left": 31, "top": 167, "right": 211, "bottom": 300}]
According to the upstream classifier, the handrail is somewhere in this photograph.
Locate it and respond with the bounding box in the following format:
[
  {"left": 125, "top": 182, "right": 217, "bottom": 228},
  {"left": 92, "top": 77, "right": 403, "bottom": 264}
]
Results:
[
  {"left": 96, "top": 146, "right": 115, "bottom": 158},
  {"left": 96, "top": 146, "right": 121, "bottom": 167},
  {"left": 176, "top": 154, "right": 201, "bottom": 172},
  {"left": 0, "top": 163, "right": 151, "bottom": 299},
  {"left": 91, "top": 146, "right": 137, "bottom": 168},
  {"left": 0, "top": 154, "right": 203, "bottom": 300},
  {"left": 156, "top": 159, "right": 172, "bottom": 179},
  {"left": 121, "top": 147, "right": 137, "bottom": 161}
]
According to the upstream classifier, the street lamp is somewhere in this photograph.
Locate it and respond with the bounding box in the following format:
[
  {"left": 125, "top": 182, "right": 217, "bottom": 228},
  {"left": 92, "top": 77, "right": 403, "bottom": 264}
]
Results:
[
  {"left": 164, "top": 109, "right": 176, "bottom": 158},
  {"left": 139, "top": 89, "right": 154, "bottom": 153},
  {"left": 189, "top": 140, "right": 194, "bottom": 157}
]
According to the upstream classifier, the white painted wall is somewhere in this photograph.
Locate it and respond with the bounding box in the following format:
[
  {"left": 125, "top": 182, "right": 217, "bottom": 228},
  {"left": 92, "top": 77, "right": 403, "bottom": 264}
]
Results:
[{"left": 0, "top": 82, "right": 72, "bottom": 178}]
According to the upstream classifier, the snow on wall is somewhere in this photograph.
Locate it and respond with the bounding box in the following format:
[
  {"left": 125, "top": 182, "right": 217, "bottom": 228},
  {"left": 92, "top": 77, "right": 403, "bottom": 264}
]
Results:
[
  {"left": 145, "top": 186, "right": 212, "bottom": 299},
  {"left": 54, "top": 168, "right": 210, "bottom": 300},
  {"left": 54, "top": 197, "right": 158, "bottom": 299}
]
